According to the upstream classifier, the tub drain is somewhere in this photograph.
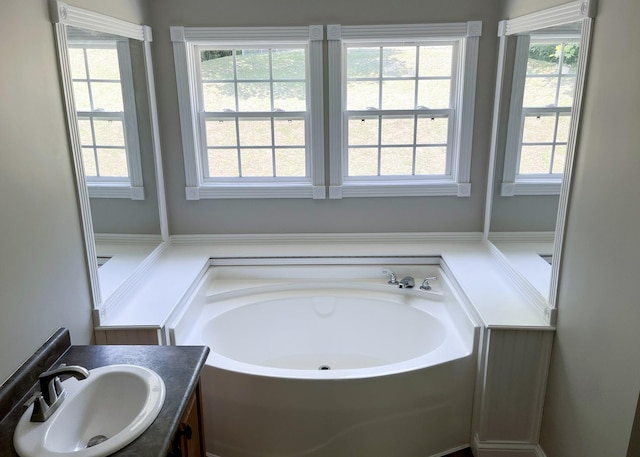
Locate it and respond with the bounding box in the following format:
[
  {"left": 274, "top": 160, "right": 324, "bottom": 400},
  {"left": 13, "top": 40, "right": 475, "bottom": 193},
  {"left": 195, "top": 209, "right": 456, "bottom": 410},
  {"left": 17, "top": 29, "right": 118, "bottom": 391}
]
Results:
[
  {"left": 318, "top": 365, "right": 331, "bottom": 370},
  {"left": 87, "top": 435, "right": 108, "bottom": 448}
]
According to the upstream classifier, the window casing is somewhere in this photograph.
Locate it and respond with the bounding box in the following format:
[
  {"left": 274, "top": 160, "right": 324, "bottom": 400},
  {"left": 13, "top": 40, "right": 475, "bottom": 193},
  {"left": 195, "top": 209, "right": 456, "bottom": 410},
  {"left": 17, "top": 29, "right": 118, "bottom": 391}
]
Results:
[
  {"left": 328, "top": 23, "right": 482, "bottom": 198},
  {"left": 501, "top": 31, "right": 580, "bottom": 196},
  {"left": 67, "top": 31, "right": 144, "bottom": 200},
  {"left": 172, "top": 26, "right": 325, "bottom": 199}
]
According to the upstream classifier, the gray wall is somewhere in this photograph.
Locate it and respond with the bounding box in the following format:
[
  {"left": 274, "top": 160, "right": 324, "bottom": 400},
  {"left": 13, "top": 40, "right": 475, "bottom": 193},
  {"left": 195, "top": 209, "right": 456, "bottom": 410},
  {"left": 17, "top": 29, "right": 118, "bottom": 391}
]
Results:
[
  {"left": 502, "top": 0, "right": 640, "bottom": 455},
  {"left": 0, "top": 0, "right": 148, "bottom": 384},
  {"left": 147, "top": 0, "right": 500, "bottom": 234}
]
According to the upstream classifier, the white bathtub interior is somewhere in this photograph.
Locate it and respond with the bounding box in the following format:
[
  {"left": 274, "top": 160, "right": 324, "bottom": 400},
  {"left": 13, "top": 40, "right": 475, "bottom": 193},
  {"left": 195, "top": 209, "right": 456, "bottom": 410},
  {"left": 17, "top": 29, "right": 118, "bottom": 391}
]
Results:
[{"left": 169, "top": 258, "right": 481, "bottom": 457}]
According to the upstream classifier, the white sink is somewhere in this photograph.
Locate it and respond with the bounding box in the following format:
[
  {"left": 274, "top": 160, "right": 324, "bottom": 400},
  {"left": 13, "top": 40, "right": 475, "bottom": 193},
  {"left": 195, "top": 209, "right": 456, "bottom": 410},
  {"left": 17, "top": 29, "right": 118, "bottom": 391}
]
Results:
[{"left": 14, "top": 364, "right": 166, "bottom": 457}]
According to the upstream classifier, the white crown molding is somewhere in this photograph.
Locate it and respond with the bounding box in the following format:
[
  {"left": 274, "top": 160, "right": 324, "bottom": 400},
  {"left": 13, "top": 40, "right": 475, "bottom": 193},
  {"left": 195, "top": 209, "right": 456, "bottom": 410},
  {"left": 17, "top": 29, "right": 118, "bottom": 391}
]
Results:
[
  {"left": 504, "top": 0, "right": 596, "bottom": 35},
  {"left": 175, "top": 26, "right": 313, "bottom": 43},
  {"left": 50, "top": 0, "right": 145, "bottom": 41}
]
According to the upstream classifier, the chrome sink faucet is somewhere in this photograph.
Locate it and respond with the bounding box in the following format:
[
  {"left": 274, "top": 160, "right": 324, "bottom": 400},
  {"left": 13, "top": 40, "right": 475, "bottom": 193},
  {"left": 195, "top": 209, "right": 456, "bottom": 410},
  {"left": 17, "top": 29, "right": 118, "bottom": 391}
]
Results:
[
  {"left": 398, "top": 276, "right": 415, "bottom": 288},
  {"left": 25, "top": 364, "right": 90, "bottom": 422}
]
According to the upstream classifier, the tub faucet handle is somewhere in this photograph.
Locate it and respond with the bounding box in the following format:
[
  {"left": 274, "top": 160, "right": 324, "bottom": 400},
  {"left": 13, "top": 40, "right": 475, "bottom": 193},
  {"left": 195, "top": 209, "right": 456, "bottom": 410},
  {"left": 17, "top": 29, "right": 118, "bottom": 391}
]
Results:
[
  {"left": 420, "top": 276, "right": 437, "bottom": 291},
  {"left": 382, "top": 269, "right": 398, "bottom": 285}
]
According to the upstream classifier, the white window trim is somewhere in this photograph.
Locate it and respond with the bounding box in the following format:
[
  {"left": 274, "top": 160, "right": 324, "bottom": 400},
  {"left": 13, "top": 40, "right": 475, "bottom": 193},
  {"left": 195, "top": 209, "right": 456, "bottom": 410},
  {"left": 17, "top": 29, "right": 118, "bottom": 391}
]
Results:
[
  {"left": 501, "top": 24, "right": 583, "bottom": 197},
  {"left": 171, "top": 25, "right": 326, "bottom": 200},
  {"left": 64, "top": 16, "right": 146, "bottom": 200},
  {"left": 327, "top": 22, "right": 481, "bottom": 199}
]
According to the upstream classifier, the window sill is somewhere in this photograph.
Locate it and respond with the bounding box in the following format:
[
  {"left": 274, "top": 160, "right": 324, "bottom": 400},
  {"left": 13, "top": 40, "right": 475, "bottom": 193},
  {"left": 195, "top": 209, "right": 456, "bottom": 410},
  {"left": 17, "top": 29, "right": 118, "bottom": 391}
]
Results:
[
  {"left": 330, "top": 180, "right": 471, "bottom": 198},
  {"left": 186, "top": 183, "right": 326, "bottom": 200},
  {"left": 501, "top": 179, "right": 562, "bottom": 196},
  {"left": 88, "top": 183, "right": 144, "bottom": 200}
]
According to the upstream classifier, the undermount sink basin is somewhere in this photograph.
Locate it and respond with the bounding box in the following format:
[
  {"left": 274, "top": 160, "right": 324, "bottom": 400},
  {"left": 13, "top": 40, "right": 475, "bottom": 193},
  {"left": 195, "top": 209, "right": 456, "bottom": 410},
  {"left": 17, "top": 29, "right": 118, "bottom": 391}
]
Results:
[{"left": 14, "top": 364, "right": 166, "bottom": 457}]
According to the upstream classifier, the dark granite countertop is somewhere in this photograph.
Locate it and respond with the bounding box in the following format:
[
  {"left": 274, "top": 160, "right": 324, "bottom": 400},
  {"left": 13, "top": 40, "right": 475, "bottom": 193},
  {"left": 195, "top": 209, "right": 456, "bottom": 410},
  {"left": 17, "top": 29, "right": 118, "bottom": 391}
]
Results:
[{"left": 0, "top": 329, "right": 209, "bottom": 457}]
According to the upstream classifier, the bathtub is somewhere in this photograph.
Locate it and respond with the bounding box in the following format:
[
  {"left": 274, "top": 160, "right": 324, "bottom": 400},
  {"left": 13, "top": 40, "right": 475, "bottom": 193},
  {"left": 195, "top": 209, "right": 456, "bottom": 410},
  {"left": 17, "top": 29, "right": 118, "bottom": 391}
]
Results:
[{"left": 170, "top": 259, "right": 480, "bottom": 457}]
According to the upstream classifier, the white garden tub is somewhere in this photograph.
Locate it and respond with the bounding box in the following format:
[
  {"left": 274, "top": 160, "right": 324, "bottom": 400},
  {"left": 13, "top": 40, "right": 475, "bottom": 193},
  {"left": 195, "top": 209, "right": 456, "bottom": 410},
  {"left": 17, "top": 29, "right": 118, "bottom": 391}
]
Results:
[{"left": 170, "top": 259, "right": 480, "bottom": 457}]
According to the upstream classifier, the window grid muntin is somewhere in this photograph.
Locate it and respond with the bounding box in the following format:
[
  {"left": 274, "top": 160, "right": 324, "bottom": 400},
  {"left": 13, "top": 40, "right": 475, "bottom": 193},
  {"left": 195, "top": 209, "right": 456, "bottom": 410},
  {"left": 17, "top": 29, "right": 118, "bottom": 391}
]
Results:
[
  {"left": 343, "top": 40, "right": 458, "bottom": 180},
  {"left": 345, "top": 111, "right": 453, "bottom": 178},
  {"left": 196, "top": 45, "right": 310, "bottom": 180},
  {"left": 200, "top": 112, "right": 309, "bottom": 181},
  {"left": 69, "top": 43, "right": 131, "bottom": 181},
  {"left": 524, "top": 38, "right": 579, "bottom": 109},
  {"left": 517, "top": 108, "right": 571, "bottom": 176}
]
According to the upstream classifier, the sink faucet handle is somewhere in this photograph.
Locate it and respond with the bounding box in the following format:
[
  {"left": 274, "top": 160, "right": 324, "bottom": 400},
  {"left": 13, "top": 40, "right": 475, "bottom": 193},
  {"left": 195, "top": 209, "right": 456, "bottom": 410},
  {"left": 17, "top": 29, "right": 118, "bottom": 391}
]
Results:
[
  {"left": 382, "top": 269, "right": 398, "bottom": 285},
  {"left": 420, "top": 276, "right": 437, "bottom": 291},
  {"left": 24, "top": 392, "right": 50, "bottom": 422}
]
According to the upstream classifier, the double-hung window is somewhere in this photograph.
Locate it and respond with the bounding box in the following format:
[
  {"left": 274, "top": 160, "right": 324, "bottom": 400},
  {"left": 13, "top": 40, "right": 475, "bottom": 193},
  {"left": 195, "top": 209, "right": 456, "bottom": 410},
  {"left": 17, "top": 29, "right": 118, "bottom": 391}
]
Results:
[
  {"left": 172, "top": 26, "right": 325, "bottom": 199},
  {"left": 327, "top": 23, "right": 482, "bottom": 198},
  {"left": 67, "top": 28, "right": 144, "bottom": 199},
  {"left": 501, "top": 30, "right": 580, "bottom": 196}
]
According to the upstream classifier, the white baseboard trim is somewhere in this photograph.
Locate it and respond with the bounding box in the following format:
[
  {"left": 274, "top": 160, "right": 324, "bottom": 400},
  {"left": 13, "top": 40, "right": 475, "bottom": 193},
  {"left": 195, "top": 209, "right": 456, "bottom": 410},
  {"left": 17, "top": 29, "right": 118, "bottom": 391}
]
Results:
[{"left": 473, "top": 435, "right": 547, "bottom": 457}]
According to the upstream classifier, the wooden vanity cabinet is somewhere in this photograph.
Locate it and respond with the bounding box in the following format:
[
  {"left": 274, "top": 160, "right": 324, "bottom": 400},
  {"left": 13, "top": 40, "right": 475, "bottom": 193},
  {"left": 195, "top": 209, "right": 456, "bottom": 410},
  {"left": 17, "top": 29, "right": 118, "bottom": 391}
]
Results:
[{"left": 170, "top": 380, "right": 206, "bottom": 457}]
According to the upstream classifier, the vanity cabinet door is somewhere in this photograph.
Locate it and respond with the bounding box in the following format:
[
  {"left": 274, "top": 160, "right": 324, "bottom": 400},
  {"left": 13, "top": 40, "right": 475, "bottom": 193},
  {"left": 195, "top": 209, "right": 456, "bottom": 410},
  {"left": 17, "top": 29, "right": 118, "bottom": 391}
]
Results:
[{"left": 170, "top": 381, "right": 206, "bottom": 457}]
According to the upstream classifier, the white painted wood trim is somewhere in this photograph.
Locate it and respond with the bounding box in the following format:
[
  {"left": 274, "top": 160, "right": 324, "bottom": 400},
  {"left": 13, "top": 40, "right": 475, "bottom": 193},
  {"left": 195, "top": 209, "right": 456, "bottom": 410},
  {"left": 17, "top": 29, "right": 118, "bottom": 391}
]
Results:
[
  {"left": 501, "top": 180, "right": 562, "bottom": 196},
  {"left": 308, "top": 27, "right": 325, "bottom": 197},
  {"left": 50, "top": 1, "right": 145, "bottom": 41},
  {"left": 549, "top": 17, "right": 594, "bottom": 308},
  {"left": 327, "top": 25, "right": 343, "bottom": 198},
  {"left": 340, "top": 181, "right": 461, "bottom": 197},
  {"left": 169, "top": 232, "right": 483, "bottom": 245},
  {"left": 339, "top": 22, "right": 471, "bottom": 40},
  {"left": 87, "top": 184, "right": 143, "bottom": 199},
  {"left": 53, "top": 23, "right": 102, "bottom": 309},
  {"left": 502, "top": 35, "right": 530, "bottom": 187},
  {"left": 142, "top": 26, "right": 170, "bottom": 241},
  {"left": 473, "top": 435, "right": 548, "bottom": 457},
  {"left": 483, "top": 25, "right": 507, "bottom": 235}
]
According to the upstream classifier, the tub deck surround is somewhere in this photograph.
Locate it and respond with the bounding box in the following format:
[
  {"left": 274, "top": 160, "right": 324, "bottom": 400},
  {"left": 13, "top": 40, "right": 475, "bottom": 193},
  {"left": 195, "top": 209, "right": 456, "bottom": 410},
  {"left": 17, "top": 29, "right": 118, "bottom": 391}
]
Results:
[
  {"left": 0, "top": 328, "right": 209, "bottom": 457},
  {"left": 96, "top": 234, "right": 550, "bottom": 331}
]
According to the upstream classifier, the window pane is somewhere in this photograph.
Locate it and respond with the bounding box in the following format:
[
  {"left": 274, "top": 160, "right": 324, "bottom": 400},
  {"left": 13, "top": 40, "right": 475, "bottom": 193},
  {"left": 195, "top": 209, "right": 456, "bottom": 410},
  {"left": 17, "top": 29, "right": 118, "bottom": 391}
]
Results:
[
  {"left": 523, "top": 77, "right": 558, "bottom": 107},
  {"left": 416, "top": 116, "right": 448, "bottom": 144},
  {"left": 82, "top": 148, "right": 97, "bottom": 176},
  {"left": 347, "top": 47, "right": 380, "bottom": 79},
  {"left": 560, "top": 43, "right": 580, "bottom": 74},
  {"left": 206, "top": 119, "right": 237, "bottom": 147},
  {"left": 380, "top": 147, "right": 413, "bottom": 175},
  {"left": 77, "top": 119, "right": 93, "bottom": 145},
  {"left": 381, "top": 80, "right": 415, "bottom": 110},
  {"left": 93, "top": 119, "right": 125, "bottom": 146},
  {"left": 91, "top": 82, "right": 123, "bottom": 111},
  {"left": 208, "top": 149, "right": 239, "bottom": 177},
  {"left": 240, "top": 149, "right": 273, "bottom": 177},
  {"left": 275, "top": 149, "right": 306, "bottom": 176},
  {"left": 519, "top": 145, "right": 552, "bottom": 174},
  {"left": 415, "top": 146, "right": 446, "bottom": 175},
  {"left": 418, "top": 45, "right": 453, "bottom": 77},
  {"left": 96, "top": 148, "right": 128, "bottom": 177},
  {"left": 200, "top": 50, "right": 234, "bottom": 80},
  {"left": 86, "top": 48, "right": 120, "bottom": 80},
  {"left": 522, "top": 114, "right": 556, "bottom": 144},
  {"left": 238, "top": 119, "right": 272, "bottom": 146},
  {"left": 527, "top": 46, "right": 558, "bottom": 75},
  {"left": 417, "top": 79, "right": 451, "bottom": 109},
  {"left": 272, "top": 49, "right": 305, "bottom": 80},
  {"left": 237, "top": 82, "right": 271, "bottom": 111},
  {"left": 556, "top": 114, "right": 571, "bottom": 143},
  {"left": 552, "top": 145, "right": 567, "bottom": 174},
  {"left": 348, "top": 148, "right": 378, "bottom": 176},
  {"left": 347, "top": 81, "right": 379, "bottom": 110},
  {"left": 348, "top": 117, "right": 379, "bottom": 146},
  {"left": 382, "top": 46, "right": 416, "bottom": 78},
  {"left": 68, "top": 48, "right": 87, "bottom": 79},
  {"left": 273, "top": 82, "right": 306, "bottom": 111},
  {"left": 381, "top": 117, "right": 414, "bottom": 145},
  {"left": 203, "top": 83, "right": 236, "bottom": 112},
  {"left": 558, "top": 76, "right": 576, "bottom": 107},
  {"left": 236, "top": 49, "right": 270, "bottom": 80},
  {"left": 73, "top": 82, "right": 91, "bottom": 111},
  {"left": 274, "top": 119, "right": 305, "bottom": 146}
]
